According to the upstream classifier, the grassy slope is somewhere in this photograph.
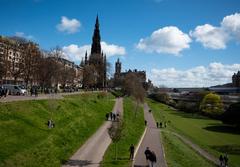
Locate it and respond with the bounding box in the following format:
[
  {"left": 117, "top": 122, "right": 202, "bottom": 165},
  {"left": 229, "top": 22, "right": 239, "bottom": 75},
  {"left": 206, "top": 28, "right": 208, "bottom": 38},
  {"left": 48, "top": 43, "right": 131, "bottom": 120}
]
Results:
[
  {"left": 148, "top": 99, "right": 240, "bottom": 167},
  {"left": 0, "top": 93, "right": 114, "bottom": 167},
  {"left": 101, "top": 98, "right": 145, "bottom": 167}
]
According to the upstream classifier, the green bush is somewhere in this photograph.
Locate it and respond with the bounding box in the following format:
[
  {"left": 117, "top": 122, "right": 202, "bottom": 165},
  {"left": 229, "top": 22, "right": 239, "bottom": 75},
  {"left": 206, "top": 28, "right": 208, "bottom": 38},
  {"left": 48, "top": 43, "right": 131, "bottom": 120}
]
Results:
[{"left": 200, "top": 93, "right": 224, "bottom": 117}]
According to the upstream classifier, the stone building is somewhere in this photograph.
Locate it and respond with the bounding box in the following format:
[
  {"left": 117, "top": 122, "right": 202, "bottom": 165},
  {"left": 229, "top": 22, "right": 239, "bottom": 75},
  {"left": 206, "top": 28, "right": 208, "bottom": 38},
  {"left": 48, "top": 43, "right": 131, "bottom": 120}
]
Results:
[
  {"left": 81, "top": 16, "right": 107, "bottom": 88},
  {"left": 114, "top": 58, "right": 148, "bottom": 89},
  {"left": 0, "top": 36, "right": 27, "bottom": 84},
  {"left": 232, "top": 71, "right": 240, "bottom": 87}
]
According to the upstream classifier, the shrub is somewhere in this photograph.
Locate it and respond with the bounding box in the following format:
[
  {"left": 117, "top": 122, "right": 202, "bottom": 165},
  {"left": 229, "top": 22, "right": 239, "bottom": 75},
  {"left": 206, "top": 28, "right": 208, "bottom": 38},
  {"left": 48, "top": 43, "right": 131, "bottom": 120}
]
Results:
[
  {"left": 200, "top": 93, "right": 224, "bottom": 117},
  {"left": 222, "top": 102, "right": 240, "bottom": 127}
]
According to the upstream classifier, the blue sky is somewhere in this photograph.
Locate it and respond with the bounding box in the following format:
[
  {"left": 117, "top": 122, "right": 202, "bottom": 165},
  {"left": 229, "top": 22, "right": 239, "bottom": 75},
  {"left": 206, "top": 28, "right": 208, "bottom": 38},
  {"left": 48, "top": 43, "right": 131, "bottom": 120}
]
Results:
[{"left": 1, "top": 0, "right": 240, "bottom": 87}]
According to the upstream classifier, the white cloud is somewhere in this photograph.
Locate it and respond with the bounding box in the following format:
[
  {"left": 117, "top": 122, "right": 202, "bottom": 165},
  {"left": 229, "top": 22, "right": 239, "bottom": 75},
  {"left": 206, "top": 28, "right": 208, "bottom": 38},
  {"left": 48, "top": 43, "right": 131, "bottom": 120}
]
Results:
[
  {"left": 150, "top": 62, "right": 240, "bottom": 87},
  {"left": 62, "top": 42, "right": 126, "bottom": 62},
  {"left": 15, "top": 32, "right": 34, "bottom": 40},
  {"left": 221, "top": 13, "right": 240, "bottom": 40},
  {"left": 191, "top": 13, "right": 240, "bottom": 49},
  {"left": 190, "top": 24, "right": 229, "bottom": 49},
  {"left": 101, "top": 41, "right": 126, "bottom": 56},
  {"left": 136, "top": 26, "right": 191, "bottom": 55},
  {"left": 57, "top": 16, "right": 81, "bottom": 34}
]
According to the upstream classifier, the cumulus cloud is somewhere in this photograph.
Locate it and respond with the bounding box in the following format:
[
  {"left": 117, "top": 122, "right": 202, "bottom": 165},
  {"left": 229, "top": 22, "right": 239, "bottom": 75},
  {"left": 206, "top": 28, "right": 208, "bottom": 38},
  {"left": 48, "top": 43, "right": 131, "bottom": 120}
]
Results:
[
  {"left": 15, "top": 32, "right": 34, "bottom": 40},
  {"left": 190, "top": 24, "right": 229, "bottom": 49},
  {"left": 136, "top": 26, "right": 191, "bottom": 55},
  {"left": 57, "top": 16, "right": 81, "bottom": 34},
  {"left": 191, "top": 13, "right": 240, "bottom": 49},
  {"left": 150, "top": 62, "right": 240, "bottom": 87},
  {"left": 62, "top": 41, "right": 126, "bottom": 62},
  {"left": 221, "top": 13, "right": 240, "bottom": 40}
]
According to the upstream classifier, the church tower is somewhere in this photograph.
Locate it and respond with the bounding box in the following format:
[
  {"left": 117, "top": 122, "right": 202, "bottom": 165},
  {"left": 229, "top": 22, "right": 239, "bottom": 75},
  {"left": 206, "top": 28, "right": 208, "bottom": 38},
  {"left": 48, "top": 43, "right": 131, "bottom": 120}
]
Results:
[
  {"left": 83, "top": 15, "right": 107, "bottom": 89},
  {"left": 91, "top": 15, "right": 101, "bottom": 54}
]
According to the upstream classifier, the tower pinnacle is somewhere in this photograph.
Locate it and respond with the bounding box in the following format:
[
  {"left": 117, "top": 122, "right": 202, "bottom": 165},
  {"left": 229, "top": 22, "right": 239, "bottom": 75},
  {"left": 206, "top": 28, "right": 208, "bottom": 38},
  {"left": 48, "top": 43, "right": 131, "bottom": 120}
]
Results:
[{"left": 91, "top": 15, "right": 101, "bottom": 54}]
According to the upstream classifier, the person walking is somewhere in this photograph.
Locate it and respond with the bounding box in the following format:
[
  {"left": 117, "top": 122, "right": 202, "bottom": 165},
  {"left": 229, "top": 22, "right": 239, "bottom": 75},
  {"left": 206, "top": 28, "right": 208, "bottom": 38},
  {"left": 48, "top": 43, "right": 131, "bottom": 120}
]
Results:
[
  {"left": 223, "top": 153, "right": 228, "bottom": 167},
  {"left": 149, "top": 151, "right": 156, "bottom": 167},
  {"left": 219, "top": 154, "right": 223, "bottom": 167},
  {"left": 129, "top": 144, "right": 135, "bottom": 160},
  {"left": 145, "top": 120, "right": 147, "bottom": 126},
  {"left": 144, "top": 147, "right": 151, "bottom": 163},
  {"left": 156, "top": 122, "right": 159, "bottom": 128}
]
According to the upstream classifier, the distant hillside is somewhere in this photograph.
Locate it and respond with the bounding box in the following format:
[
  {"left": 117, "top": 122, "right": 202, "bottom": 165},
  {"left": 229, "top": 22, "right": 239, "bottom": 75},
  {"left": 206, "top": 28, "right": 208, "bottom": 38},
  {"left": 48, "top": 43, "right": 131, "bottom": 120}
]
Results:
[{"left": 211, "top": 83, "right": 233, "bottom": 88}]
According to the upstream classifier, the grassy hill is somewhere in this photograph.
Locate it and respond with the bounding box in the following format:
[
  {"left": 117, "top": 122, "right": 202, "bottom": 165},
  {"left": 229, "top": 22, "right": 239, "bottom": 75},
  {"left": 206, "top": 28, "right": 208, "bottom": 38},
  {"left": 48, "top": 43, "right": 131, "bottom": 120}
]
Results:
[
  {"left": 148, "top": 99, "right": 240, "bottom": 167},
  {"left": 0, "top": 92, "right": 114, "bottom": 167}
]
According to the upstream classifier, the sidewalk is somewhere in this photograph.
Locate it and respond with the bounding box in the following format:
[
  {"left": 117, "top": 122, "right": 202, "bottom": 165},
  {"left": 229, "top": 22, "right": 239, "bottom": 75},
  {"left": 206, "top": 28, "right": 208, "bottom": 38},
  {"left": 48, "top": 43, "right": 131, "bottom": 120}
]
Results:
[
  {"left": 133, "top": 103, "right": 167, "bottom": 167},
  {"left": 0, "top": 91, "right": 91, "bottom": 103},
  {"left": 62, "top": 98, "right": 123, "bottom": 167}
]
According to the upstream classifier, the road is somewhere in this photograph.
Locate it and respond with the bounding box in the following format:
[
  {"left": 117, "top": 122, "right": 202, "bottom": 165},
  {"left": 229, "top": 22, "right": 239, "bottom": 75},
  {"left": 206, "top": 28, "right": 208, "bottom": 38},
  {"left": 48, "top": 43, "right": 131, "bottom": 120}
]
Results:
[
  {"left": 133, "top": 103, "right": 167, "bottom": 167},
  {"left": 62, "top": 97, "right": 123, "bottom": 167}
]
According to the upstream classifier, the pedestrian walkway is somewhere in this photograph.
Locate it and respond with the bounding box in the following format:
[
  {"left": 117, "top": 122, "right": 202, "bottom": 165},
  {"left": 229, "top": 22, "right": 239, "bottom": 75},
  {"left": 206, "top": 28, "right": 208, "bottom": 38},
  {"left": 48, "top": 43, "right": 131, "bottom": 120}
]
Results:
[
  {"left": 62, "top": 97, "right": 123, "bottom": 167},
  {"left": 133, "top": 103, "right": 167, "bottom": 167}
]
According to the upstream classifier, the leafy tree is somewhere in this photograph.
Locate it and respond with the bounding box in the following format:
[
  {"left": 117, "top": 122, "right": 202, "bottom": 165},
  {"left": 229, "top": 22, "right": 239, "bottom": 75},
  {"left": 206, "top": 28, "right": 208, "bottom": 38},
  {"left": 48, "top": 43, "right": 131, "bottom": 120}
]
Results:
[
  {"left": 222, "top": 102, "right": 240, "bottom": 127},
  {"left": 199, "top": 93, "right": 224, "bottom": 117}
]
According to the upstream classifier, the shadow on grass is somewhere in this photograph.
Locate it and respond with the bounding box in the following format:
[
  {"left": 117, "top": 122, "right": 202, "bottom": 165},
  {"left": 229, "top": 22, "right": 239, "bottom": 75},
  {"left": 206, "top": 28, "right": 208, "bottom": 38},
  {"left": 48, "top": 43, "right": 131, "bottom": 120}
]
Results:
[
  {"left": 210, "top": 145, "right": 240, "bottom": 155},
  {"left": 203, "top": 124, "right": 240, "bottom": 135},
  {"left": 62, "top": 159, "right": 93, "bottom": 166}
]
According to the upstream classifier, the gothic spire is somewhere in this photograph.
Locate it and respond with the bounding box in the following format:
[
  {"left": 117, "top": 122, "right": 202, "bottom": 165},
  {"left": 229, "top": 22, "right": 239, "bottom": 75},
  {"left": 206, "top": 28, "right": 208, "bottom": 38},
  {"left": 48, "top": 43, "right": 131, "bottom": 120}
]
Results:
[{"left": 91, "top": 15, "right": 101, "bottom": 54}]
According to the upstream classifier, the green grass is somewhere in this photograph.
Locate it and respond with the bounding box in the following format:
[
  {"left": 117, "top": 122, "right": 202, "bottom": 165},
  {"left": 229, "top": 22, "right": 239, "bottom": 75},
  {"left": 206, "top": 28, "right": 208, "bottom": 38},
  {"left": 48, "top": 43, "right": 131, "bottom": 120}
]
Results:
[
  {"left": 161, "top": 131, "right": 215, "bottom": 167},
  {"left": 147, "top": 99, "right": 240, "bottom": 167},
  {"left": 101, "top": 98, "right": 145, "bottom": 167},
  {"left": 0, "top": 92, "right": 114, "bottom": 167}
]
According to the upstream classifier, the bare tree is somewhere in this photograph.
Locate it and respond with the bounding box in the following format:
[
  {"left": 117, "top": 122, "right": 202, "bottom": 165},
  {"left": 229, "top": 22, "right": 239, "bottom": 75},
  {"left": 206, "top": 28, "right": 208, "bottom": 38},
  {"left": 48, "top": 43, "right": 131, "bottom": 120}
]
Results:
[
  {"left": 108, "top": 118, "right": 124, "bottom": 160},
  {"left": 21, "top": 42, "right": 41, "bottom": 86},
  {"left": 124, "top": 72, "right": 145, "bottom": 117},
  {"left": 83, "top": 64, "right": 97, "bottom": 90}
]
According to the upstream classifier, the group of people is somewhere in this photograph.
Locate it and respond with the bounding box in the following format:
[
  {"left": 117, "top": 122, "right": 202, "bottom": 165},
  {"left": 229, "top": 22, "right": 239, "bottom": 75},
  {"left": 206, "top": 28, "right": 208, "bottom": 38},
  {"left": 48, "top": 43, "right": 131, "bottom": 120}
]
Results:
[
  {"left": 30, "top": 87, "right": 38, "bottom": 97},
  {"left": 219, "top": 154, "right": 228, "bottom": 167},
  {"left": 47, "top": 119, "right": 55, "bottom": 129},
  {"left": 156, "top": 121, "right": 167, "bottom": 128},
  {"left": 105, "top": 112, "right": 119, "bottom": 121}
]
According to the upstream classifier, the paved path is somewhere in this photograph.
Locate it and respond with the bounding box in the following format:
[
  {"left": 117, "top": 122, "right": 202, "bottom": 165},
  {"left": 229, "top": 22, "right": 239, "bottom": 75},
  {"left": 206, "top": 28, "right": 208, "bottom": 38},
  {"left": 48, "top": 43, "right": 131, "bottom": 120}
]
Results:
[
  {"left": 163, "top": 130, "right": 219, "bottom": 166},
  {"left": 62, "top": 97, "right": 123, "bottom": 167},
  {"left": 0, "top": 91, "right": 98, "bottom": 103},
  {"left": 133, "top": 103, "right": 167, "bottom": 167}
]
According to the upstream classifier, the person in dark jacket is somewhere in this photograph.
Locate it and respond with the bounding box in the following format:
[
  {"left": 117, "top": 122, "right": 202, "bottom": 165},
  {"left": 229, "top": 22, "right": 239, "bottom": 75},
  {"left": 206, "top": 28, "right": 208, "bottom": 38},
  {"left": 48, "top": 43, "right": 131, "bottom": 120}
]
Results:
[{"left": 129, "top": 144, "right": 135, "bottom": 160}]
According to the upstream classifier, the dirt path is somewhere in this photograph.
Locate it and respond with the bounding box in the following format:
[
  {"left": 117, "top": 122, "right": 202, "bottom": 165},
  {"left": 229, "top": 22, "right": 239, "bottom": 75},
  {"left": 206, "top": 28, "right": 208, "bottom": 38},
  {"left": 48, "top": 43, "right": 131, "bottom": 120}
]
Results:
[
  {"left": 133, "top": 103, "right": 167, "bottom": 167},
  {"left": 163, "top": 130, "right": 219, "bottom": 166},
  {"left": 62, "top": 97, "right": 123, "bottom": 167}
]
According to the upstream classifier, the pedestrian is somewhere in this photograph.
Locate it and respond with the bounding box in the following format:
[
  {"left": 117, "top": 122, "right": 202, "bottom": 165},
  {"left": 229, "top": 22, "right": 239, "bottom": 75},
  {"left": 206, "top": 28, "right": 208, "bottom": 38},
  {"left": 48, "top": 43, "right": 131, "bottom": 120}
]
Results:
[
  {"left": 144, "top": 147, "right": 151, "bottom": 162},
  {"left": 113, "top": 113, "right": 116, "bottom": 121},
  {"left": 129, "top": 144, "right": 134, "bottom": 160},
  {"left": 110, "top": 112, "right": 113, "bottom": 120},
  {"left": 30, "top": 87, "right": 33, "bottom": 96},
  {"left": 34, "top": 88, "right": 38, "bottom": 97},
  {"left": 156, "top": 122, "right": 159, "bottom": 128},
  {"left": 219, "top": 154, "right": 223, "bottom": 167},
  {"left": 223, "top": 153, "right": 228, "bottom": 167},
  {"left": 160, "top": 122, "right": 162, "bottom": 128},
  {"left": 145, "top": 120, "right": 147, "bottom": 126},
  {"left": 105, "top": 113, "right": 109, "bottom": 120},
  {"left": 149, "top": 151, "right": 156, "bottom": 167}
]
